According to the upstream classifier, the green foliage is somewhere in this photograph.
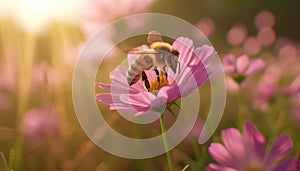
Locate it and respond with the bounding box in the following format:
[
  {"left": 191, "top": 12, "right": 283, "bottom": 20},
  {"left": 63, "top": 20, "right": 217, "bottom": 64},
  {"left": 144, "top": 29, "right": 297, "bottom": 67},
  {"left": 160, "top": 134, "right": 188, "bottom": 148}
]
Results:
[{"left": 0, "top": 151, "right": 8, "bottom": 171}]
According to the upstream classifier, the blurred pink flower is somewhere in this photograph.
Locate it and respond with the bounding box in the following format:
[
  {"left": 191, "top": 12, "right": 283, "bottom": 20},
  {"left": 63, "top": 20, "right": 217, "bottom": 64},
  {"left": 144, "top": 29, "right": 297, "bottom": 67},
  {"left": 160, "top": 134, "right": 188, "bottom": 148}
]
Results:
[
  {"left": 284, "top": 76, "right": 300, "bottom": 121},
  {"left": 187, "top": 119, "right": 204, "bottom": 140},
  {"left": 81, "top": 0, "right": 153, "bottom": 37},
  {"left": 227, "top": 24, "right": 247, "bottom": 45},
  {"left": 284, "top": 76, "right": 300, "bottom": 103},
  {"left": 222, "top": 54, "right": 266, "bottom": 83},
  {"left": 253, "top": 83, "right": 277, "bottom": 111},
  {"left": 96, "top": 37, "right": 216, "bottom": 116},
  {"left": 252, "top": 65, "right": 282, "bottom": 111},
  {"left": 0, "top": 92, "right": 12, "bottom": 111},
  {"left": 207, "top": 121, "right": 298, "bottom": 171},
  {"left": 243, "top": 36, "right": 262, "bottom": 55},
  {"left": 196, "top": 17, "right": 215, "bottom": 38},
  {"left": 255, "top": 10, "right": 276, "bottom": 30},
  {"left": 226, "top": 76, "right": 240, "bottom": 93},
  {"left": 257, "top": 27, "right": 276, "bottom": 46},
  {"left": 278, "top": 45, "right": 299, "bottom": 63},
  {"left": 292, "top": 107, "right": 300, "bottom": 126},
  {"left": 30, "top": 63, "right": 70, "bottom": 90},
  {"left": 0, "top": 52, "right": 17, "bottom": 91},
  {"left": 285, "top": 77, "right": 300, "bottom": 126},
  {"left": 21, "top": 106, "right": 61, "bottom": 145},
  {"left": 274, "top": 37, "right": 293, "bottom": 53}
]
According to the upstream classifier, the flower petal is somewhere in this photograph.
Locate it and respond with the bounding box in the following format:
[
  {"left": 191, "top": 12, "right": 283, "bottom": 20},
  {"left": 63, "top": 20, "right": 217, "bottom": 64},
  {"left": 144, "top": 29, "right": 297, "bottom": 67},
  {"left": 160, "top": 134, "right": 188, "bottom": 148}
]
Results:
[
  {"left": 190, "top": 65, "right": 210, "bottom": 86},
  {"left": 110, "top": 103, "right": 148, "bottom": 111},
  {"left": 158, "top": 85, "right": 181, "bottom": 103},
  {"left": 172, "top": 37, "right": 194, "bottom": 66},
  {"left": 271, "top": 158, "right": 298, "bottom": 171},
  {"left": 176, "top": 66, "right": 209, "bottom": 97},
  {"left": 223, "top": 54, "right": 236, "bottom": 66},
  {"left": 96, "top": 93, "right": 119, "bottom": 105},
  {"left": 110, "top": 67, "right": 130, "bottom": 87},
  {"left": 96, "top": 93, "right": 152, "bottom": 114},
  {"left": 145, "top": 70, "right": 157, "bottom": 82},
  {"left": 245, "top": 59, "right": 266, "bottom": 75},
  {"left": 222, "top": 54, "right": 236, "bottom": 75},
  {"left": 221, "top": 127, "right": 247, "bottom": 169},
  {"left": 130, "top": 79, "right": 148, "bottom": 92},
  {"left": 96, "top": 82, "right": 139, "bottom": 94},
  {"left": 207, "top": 163, "right": 237, "bottom": 171},
  {"left": 149, "top": 94, "right": 167, "bottom": 108},
  {"left": 208, "top": 143, "right": 238, "bottom": 168},
  {"left": 120, "top": 93, "right": 151, "bottom": 108},
  {"left": 133, "top": 109, "right": 152, "bottom": 116},
  {"left": 193, "top": 45, "right": 217, "bottom": 67},
  {"left": 243, "top": 121, "right": 266, "bottom": 166},
  {"left": 236, "top": 54, "right": 249, "bottom": 74},
  {"left": 263, "top": 135, "right": 293, "bottom": 167}
]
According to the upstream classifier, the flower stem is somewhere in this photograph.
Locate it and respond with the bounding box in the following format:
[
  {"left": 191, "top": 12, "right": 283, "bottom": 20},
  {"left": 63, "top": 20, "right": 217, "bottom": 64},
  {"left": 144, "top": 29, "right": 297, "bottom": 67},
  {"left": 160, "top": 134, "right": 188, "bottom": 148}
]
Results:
[
  {"left": 14, "top": 32, "right": 36, "bottom": 171},
  {"left": 237, "top": 85, "right": 244, "bottom": 130},
  {"left": 159, "top": 113, "right": 174, "bottom": 171}
]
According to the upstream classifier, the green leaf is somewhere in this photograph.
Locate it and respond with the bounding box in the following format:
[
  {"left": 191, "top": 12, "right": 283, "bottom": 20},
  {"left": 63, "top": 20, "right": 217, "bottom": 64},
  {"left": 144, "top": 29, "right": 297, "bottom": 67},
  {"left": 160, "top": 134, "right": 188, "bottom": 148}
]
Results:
[
  {"left": 0, "top": 151, "right": 9, "bottom": 171},
  {"left": 234, "top": 75, "right": 246, "bottom": 84},
  {"left": 173, "top": 102, "right": 183, "bottom": 111},
  {"left": 166, "top": 106, "right": 177, "bottom": 117},
  {"left": 168, "top": 101, "right": 183, "bottom": 112},
  {"left": 191, "top": 139, "right": 201, "bottom": 161},
  {"left": 8, "top": 148, "right": 15, "bottom": 171}
]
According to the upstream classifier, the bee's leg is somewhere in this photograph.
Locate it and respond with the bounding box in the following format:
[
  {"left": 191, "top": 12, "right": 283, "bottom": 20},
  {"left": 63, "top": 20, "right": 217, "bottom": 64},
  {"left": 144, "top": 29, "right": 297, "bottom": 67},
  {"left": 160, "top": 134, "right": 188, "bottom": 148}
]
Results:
[
  {"left": 154, "top": 68, "right": 160, "bottom": 84},
  {"left": 142, "top": 71, "right": 150, "bottom": 91},
  {"left": 163, "top": 65, "right": 168, "bottom": 79}
]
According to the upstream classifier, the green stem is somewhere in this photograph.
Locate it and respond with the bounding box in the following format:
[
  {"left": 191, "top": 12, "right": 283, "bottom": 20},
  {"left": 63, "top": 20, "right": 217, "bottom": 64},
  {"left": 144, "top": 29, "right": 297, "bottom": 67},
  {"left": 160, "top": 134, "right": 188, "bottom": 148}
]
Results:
[
  {"left": 14, "top": 32, "right": 36, "bottom": 171},
  {"left": 269, "top": 111, "right": 287, "bottom": 142},
  {"left": 237, "top": 85, "right": 244, "bottom": 130},
  {"left": 159, "top": 113, "right": 174, "bottom": 171}
]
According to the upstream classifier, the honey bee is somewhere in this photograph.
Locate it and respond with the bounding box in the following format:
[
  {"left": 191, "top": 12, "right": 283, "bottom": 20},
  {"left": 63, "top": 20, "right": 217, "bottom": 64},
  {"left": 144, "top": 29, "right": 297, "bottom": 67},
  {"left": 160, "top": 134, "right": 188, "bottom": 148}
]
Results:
[{"left": 126, "top": 31, "right": 180, "bottom": 91}]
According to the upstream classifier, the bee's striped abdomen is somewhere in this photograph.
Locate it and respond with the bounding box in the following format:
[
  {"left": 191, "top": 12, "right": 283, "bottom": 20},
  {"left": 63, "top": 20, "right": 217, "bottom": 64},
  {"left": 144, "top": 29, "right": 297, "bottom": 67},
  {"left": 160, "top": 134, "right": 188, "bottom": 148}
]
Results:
[{"left": 127, "top": 54, "right": 153, "bottom": 85}]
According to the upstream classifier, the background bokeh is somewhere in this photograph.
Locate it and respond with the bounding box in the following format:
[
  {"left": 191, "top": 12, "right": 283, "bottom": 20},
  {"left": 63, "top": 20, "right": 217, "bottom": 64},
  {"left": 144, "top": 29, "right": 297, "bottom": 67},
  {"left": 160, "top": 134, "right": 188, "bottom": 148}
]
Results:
[{"left": 0, "top": 0, "right": 299, "bottom": 170}]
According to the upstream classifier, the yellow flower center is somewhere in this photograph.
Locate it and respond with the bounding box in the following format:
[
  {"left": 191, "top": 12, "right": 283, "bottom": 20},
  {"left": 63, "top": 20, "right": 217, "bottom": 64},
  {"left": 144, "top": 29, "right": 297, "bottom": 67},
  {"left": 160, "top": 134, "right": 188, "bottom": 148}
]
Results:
[
  {"left": 149, "top": 72, "right": 170, "bottom": 93},
  {"left": 245, "top": 167, "right": 263, "bottom": 171}
]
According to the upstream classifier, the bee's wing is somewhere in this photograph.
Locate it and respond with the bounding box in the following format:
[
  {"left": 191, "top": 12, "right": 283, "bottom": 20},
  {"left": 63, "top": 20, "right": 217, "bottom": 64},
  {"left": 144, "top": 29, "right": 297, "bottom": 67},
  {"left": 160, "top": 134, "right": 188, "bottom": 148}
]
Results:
[
  {"left": 124, "top": 48, "right": 158, "bottom": 54},
  {"left": 147, "top": 31, "right": 163, "bottom": 44}
]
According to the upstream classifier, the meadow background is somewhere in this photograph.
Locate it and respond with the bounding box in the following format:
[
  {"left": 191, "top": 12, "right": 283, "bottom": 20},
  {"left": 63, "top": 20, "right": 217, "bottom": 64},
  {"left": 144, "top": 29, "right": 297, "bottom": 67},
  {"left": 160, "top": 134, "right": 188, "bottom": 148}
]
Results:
[{"left": 0, "top": 0, "right": 299, "bottom": 170}]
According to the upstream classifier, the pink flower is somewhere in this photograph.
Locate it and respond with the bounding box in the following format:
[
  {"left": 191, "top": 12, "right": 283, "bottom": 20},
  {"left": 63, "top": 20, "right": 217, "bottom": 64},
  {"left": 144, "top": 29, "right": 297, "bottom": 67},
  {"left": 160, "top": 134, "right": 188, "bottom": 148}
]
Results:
[
  {"left": 252, "top": 65, "right": 281, "bottom": 111},
  {"left": 284, "top": 76, "right": 300, "bottom": 125},
  {"left": 196, "top": 17, "right": 215, "bottom": 38},
  {"left": 284, "top": 76, "right": 300, "bottom": 98},
  {"left": 207, "top": 121, "right": 298, "bottom": 171},
  {"left": 21, "top": 106, "right": 61, "bottom": 145},
  {"left": 226, "top": 23, "right": 248, "bottom": 46},
  {"left": 284, "top": 76, "right": 300, "bottom": 108},
  {"left": 223, "top": 54, "right": 266, "bottom": 83},
  {"left": 96, "top": 37, "right": 217, "bottom": 116},
  {"left": 292, "top": 107, "right": 300, "bottom": 126},
  {"left": 253, "top": 83, "right": 277, "bottom": 111},
  {"left": 81, "top": 0, "right": 152, "bottom": 37}
]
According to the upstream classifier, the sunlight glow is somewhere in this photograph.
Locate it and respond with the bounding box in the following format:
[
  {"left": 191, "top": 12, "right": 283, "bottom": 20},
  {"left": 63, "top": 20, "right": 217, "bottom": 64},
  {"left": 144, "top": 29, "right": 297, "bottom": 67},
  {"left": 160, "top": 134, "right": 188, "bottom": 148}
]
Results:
[{"left": 0, "top": 0, "right": 83, "bottom": 33}]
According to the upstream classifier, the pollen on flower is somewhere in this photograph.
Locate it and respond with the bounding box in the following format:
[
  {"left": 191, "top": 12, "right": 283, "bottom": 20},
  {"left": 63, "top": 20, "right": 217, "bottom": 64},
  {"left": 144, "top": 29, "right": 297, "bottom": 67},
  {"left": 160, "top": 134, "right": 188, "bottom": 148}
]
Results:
[
  {"left": 149, "top": 71, "right": 170, "bottom": 93},
  {"left": 245, "top": 167, "right": 263, "bottom": 171}
]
